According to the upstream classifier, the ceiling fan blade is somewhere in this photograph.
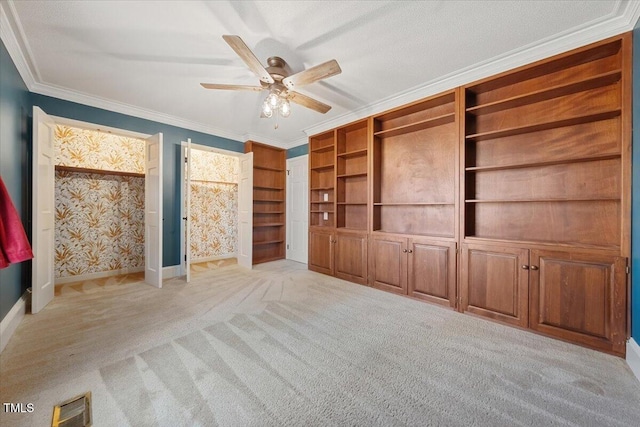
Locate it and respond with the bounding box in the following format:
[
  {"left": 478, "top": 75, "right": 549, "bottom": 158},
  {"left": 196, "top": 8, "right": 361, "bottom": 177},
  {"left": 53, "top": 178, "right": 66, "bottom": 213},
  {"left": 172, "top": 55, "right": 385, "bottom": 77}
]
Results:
[
  {"left": 222, "top": 35, "right": 274, "bottom": 84},
  {"left": 288, "top": 91, "right": 332, "bottom": 114},
  {"left": 282, "top": 59, "right": 341, "bottom": 90},
  {"left": 200, "top": 83, "right": 263, "bottom": 91}
]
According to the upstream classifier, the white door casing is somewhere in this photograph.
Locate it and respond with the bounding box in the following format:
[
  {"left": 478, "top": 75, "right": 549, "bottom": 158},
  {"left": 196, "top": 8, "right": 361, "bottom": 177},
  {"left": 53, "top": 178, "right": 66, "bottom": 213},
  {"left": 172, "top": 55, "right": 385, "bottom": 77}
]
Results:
[
  {"left": 31, "top": 106, "right": 55, "bottom": 313},
  {"left": 286, "top": 155, "right": 309, "bottom": 264},
  {"left": 237, "top": 152, "right": 253, "bottom": 269},
  {"left": 145, "top": 133, "right": 163, "bottom": 287},
  {"left": 185, "top": 138, "right": 192, "bottom": 283}
]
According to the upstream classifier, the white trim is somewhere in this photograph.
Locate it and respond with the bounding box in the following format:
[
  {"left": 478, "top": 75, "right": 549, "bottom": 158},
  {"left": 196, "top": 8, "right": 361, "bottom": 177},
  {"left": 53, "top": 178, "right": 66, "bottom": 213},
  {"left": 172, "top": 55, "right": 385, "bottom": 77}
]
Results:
[
  {"left": 627, "top": 338, "right": 640, "bottom": 383},
  {"left": 0, "top": 293, "right": 27, "bottom": 353},
  {"left": 0, "top": 1, "right": 36, "bottom": 88},
  {"left": 54, "top": 267, "right": 144, "bottom": 285},
  {"left": 162, "top": 265, "right": 181, "bottom": 280},
  {"left": 180, "top": 140, "right": 243, "bottom": 158}
]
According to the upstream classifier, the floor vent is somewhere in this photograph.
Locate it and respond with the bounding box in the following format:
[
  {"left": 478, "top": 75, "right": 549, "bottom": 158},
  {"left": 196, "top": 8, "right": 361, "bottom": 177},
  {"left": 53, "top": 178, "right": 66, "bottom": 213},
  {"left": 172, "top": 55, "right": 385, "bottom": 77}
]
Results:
[{"left": 51, "top": 391, "right": 92, "bottom": 427}]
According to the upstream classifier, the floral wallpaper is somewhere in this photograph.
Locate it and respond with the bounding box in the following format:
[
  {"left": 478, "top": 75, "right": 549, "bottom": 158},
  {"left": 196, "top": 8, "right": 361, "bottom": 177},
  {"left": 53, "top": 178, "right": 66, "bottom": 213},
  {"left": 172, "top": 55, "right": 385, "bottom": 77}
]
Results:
[
  {"left": 54, "top": 125, "right": 145, "bottom": 279},
  {"left": 55, "top": 171, "right": 145, "bottom": 278},
  {"left": 55, "top": 125, "right": 145, "bottom": 173},
  {"left": 189, "top": 150, "right": 239, "bottom": 260}
]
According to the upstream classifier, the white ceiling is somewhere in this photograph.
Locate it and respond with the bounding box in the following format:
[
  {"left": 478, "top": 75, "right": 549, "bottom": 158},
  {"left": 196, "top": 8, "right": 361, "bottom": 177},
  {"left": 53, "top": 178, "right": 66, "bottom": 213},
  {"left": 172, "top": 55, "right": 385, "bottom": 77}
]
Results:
[{"left": 2, "top": 1, "right": 639, "bottom": 148}]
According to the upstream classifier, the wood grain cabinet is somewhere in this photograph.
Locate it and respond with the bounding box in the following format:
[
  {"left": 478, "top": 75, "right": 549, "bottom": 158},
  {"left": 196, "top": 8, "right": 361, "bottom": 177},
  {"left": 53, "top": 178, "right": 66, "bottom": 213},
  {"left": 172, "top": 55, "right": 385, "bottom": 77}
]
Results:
[
  {"left": 371, "top": 234, "right": 456, "bottom": 308},
  {"left": 308, "top": 229, "right": 334, "bottom": 276},
  {"left": 334, "top": 231, "right": 368, "bottom": 284}
]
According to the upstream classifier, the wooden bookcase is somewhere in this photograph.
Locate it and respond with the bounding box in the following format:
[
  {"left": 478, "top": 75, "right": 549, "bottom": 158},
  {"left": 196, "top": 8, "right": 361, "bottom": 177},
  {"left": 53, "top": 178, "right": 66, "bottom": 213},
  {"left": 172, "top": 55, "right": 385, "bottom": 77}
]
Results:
[
  {"left": 460, "top": 34, "right": 630, "bottom": 355},
  {"left": 370, "top": 90, "right": 459, "bottom": 308},
  {"left": 244, "top": 141, "right": 286, "bottom": 264},
  {"left": 306, "top": 33, "right": 631, "bottom": 356}
]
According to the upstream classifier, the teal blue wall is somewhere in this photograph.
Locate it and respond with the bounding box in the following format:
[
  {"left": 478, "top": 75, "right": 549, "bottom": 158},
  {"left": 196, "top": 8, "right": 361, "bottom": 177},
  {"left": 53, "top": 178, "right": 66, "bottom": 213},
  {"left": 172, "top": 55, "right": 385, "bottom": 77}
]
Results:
[
  {"left": 632, "top": 23, "right": 640, "bottom": 341},
  {"left": 1, "top": 42, "right": 245, "bottom": 322},
  {"left": 287, "top": 144, "right": 308, "bottom": 158},
  {"left": 0, "top": 40, "right": 32, "bottom": 321}
]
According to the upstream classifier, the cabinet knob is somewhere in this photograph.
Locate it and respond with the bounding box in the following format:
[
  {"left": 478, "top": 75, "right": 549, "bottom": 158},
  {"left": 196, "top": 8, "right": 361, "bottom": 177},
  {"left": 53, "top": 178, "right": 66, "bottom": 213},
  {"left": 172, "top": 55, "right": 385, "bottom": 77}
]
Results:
[
  {"left": 403, "top": 249, "right": 408, "bottom": 253},
  {"left": 521, "top": 265, "right": 529, "bottom": 270},
  {"left": 530, "top": 265, "right": 539, "bottom": 271},
  {"left": 408, "top": 249, "right": 413, "bottom": 253}
]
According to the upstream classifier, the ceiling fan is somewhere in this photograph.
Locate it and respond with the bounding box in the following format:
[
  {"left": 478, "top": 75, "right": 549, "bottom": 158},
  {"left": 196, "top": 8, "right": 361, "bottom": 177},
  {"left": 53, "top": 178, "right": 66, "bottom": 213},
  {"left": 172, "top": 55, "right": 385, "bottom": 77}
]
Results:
[{"left": 201, "top": 35, "right": 341, "bottom": 119}]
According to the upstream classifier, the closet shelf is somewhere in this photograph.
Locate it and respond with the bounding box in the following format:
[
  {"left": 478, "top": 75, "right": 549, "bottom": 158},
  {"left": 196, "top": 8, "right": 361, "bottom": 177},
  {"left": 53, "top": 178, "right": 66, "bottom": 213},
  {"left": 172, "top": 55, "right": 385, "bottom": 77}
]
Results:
[
  {"left": 311, "top": 164, "right": 334, "bottom": 171},
  {"left": 191, "top": 179, "right": 236, "bottom": 185},
  {"left": 254, "top": 222, "right": 285, "bottom": 227},
  {"left": 374, "top": 113, "right": 455, "bottom": 138},
  {"left": 253, "top": 239, "right": 285, "bottom": 246},
  {"left": 337, "top": 172, "right": 367, "bottom": 178},
  {"left": 465, "top": 110, "right": 621, "bottom": 141},
  {"left": 465, "top": 70, "right": 622, "bottom": 115},
  {"left": 310, "top": 145, "right": 334, "bottom": 153},
  {"left": 254, "top": 165, "right": 285, "bottom": 172},
  {"left": 254, "top": 198, "right": 285, "bottom": 203},
  {"left": 55, "top": 165, "right": 144, "bottom": 178},
  {"left": 464, "top": 153, "right": 620, "bottom": 172}
]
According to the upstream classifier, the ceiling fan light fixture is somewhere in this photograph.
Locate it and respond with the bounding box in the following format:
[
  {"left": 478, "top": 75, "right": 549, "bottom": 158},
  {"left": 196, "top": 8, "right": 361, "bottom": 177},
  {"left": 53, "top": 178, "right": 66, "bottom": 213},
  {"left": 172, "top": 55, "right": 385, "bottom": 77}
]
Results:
[
  {"left": 279, "top": 98, "right": 291, "bottom": 118},
  {"left": 262, "top": 100, "right": 274, "bottom": 118}
]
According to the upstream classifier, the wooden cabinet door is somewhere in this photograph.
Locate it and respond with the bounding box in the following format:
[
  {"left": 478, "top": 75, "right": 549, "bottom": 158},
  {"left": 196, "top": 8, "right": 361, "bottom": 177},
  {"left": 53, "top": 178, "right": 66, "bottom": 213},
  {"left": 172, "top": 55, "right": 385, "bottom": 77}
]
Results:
[
  {"left": 308, "top": 229, "right": 334, "bottom": 275},
  {"left": 408, "top": 238, "right": 456, "bottom": 309},
  {"left": 461, "top": 243, "right": 529, "bottom": 327},
  {"left": 335, "top": 231, "right": 368, "bottom": 285},
  {"left": 529, "top": 250, "right": 627, "bottom": 355},
  {"left": 370, "top": 234, "right": 406, "bottom": 294}
]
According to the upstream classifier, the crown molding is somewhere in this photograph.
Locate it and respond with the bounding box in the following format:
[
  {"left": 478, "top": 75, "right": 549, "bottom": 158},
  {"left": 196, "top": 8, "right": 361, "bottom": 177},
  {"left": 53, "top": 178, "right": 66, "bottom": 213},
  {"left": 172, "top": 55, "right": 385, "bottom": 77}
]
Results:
[
  {"left": 304, "top": 0, "right": 640, "bottom": 137},
  {"left": 0, "top": 0, "right": 36, "bottom": 89}
]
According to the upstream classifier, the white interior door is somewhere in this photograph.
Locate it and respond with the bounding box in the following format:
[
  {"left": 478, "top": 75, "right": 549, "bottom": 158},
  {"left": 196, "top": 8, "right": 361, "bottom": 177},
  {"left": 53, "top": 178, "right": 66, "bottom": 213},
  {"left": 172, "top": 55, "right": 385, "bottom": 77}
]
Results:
[
  {"left": 237, "top": 152, "right": 253, "bottom": 269},
  {"left": 185, "top": 139, "right": 192, "bottom": 283},
  {"left": 31, "top": 106, "right": 55, "bottom": 313},
  {"left": 286, "top": 155, "right": 309, "bottom": 264},
  {"left": 145, "top": 133, "right": 163, "bottom": 287}
]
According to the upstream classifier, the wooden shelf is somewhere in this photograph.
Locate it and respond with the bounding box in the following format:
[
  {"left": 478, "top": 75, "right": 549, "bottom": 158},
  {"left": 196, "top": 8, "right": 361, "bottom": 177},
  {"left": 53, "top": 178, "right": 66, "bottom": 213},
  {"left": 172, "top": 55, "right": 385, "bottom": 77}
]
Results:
[
  {"left": 466, "top": 70, "right": 621, "bottom": 115},
  {"left": 310, "top": 186, "right": 334, "bottom": 191},
  {"left": 311, "top": 164, "right": 334, "bottom": 171},
  {"left": 465, "top": 198, "right": 619, "bottom": 203},
  {"left": 337, "top": 202, "right": 367, "bottom": 205},
  {"left": 254, "top": 211, "right": 284, "bottom": 214},
  {"left": 374, "top": 202, "right": 454, "bottom": 206},
  {"left": 465, "top": 153, "right": 620, "bottom": 172},
  {"left": 374, "top": 113, "right": 455, "bottom": 138},
  {"left": 465, "top": 110, "right": 621, "bottom": 141},
  {"left": 253, "top": 239, "right": 285, "bottom": 246},
  {"left": 462, "top": 236, "right": 620, "bottom": 252},
  {"left": 310, "top": 201, "right": 332, "bottom": 204},
  {"left": 310, "top": 145, "right": 334, "bottom": 153},
  {"left": 253, "top": 223, "right": 285, "bottom": 227},
  {"left": 254, "top": 185, "right": 284, "bottom": 190},
  {"left": 337, "top": 172, "right": 367, "bottom": 178},
  {"left": 254, "top": 198, "right": 284, "bottom": 203},
  {"left": 337, "top": 148, "right": 367, "bottom": 159},
  {"left": 55, "top": 165, "right": 144, "bottom": 178},
  {"left": 310, "top": 210, "right": 334, "bottom": 214}
]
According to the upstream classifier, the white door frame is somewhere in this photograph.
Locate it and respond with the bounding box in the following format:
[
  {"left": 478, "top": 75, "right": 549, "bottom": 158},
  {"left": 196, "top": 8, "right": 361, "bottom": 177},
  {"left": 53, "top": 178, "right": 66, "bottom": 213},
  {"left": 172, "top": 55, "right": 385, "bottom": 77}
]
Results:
[
  {"left": 31, "top": 111, "right": 157, "bottom": 309},
  {"left": 179, "top": 142, "right": 249, "bottom": 275},
  {"left": 286, "top": 155, "right": 309, "bottom": 264}
]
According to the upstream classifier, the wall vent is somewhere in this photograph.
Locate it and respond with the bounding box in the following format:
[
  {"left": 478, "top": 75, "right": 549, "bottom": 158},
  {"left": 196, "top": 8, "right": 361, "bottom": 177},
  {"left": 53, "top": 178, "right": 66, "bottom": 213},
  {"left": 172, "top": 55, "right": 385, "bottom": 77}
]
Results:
[{"left": 51, "top": 391, "right": 92, "bottom": 427}]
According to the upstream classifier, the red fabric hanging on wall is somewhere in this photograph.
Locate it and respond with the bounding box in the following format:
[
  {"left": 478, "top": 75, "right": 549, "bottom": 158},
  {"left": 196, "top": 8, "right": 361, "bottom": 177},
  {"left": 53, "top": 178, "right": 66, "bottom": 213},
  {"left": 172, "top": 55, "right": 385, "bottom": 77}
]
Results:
[{"left": 0, "top": 175, "right": 34, "bottom": 269}]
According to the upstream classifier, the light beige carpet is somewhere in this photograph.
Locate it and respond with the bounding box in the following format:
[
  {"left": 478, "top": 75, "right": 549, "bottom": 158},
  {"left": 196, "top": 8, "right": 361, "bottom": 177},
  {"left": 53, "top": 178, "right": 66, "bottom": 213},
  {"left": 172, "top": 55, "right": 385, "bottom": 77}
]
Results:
[{"left": 1, "top": 260, "right": 639, "bottom": 426}]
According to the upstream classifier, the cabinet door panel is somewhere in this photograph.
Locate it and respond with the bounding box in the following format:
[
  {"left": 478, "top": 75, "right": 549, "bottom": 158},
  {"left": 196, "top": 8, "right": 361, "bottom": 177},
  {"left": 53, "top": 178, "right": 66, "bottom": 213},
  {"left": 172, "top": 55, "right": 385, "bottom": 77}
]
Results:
[
  {"left": 308, "top": 230, "right": 333, "bottom": 275},
  {"left": 370, "top": 235, "right": 406, "bottom": 294},
  {"left": 461, "top": 244, "right": 529, "bottom": 327},
  {"left": 408, "top": 238, "right": 456, "bottom": 308},
  {"left": 335, "top": 232, "right": 368, "bottom": 285},
  {"left": 530, "top": 250, "right": 626, "bottom": 355}
]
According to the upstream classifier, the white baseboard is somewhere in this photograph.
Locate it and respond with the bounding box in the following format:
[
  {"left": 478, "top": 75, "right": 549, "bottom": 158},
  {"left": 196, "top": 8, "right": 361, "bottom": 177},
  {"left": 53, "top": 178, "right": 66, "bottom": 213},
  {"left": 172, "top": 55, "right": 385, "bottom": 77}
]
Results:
[
  {"left": 191, "top": 254, "right": 236, "bottom": 263},
  {"left": 162, "top": 265, "right": 181, "bottom": 280},
  {"left": 0, "top": 294, "right": 27, "bottom": 353},
  {"left": 627, "top": 338, "right": 640, "bottom": 383},
  {"left": 55, "top": 266, "right": 144, "bottom": 285}
]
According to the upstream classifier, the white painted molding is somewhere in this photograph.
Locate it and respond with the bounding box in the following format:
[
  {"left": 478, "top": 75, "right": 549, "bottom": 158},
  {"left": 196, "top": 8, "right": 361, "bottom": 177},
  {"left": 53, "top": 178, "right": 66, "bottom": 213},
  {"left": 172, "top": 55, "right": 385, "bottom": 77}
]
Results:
[
  {"left": 0, "top": 293, "right": 26, "bottom": 353},
  {"left": 162, "top": 265, "right": 182, "bottom": 280},
  {"left": 54, "top": 267, "right": 145, "bottom": 285},
  {"left": 3, "top": 0, "right": 640, "bottom": 149},
  {"left": 628, "top": 338, "right": 640, "bottom": 384}
]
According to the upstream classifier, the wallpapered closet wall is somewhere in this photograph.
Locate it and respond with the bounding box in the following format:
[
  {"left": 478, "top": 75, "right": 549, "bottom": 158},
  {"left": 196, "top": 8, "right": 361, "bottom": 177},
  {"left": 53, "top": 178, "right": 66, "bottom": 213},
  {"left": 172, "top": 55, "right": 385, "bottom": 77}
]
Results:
[
  {"left": 54, "top": 125, "right": 146, "bottom": 281},
  {"left": 189, "top": 149, "right": 239, "bottom": 261}
]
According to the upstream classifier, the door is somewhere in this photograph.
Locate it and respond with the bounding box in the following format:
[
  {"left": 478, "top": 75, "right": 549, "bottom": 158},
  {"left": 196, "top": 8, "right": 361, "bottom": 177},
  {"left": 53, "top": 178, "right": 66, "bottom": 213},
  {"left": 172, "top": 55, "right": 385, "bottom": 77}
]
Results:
[
  {"left": 529, "top": 250, "right": 627, "bottom": 355},
  {"left": 286, "top": 155, "right": 308, "bottom": 263},
  {"left": 461, "top": 243, "right": 529, "bottom": 327},
  {"left": 335, "top": 231, "right": 367, "bottom": 285},
  {"left": 31, "top": 106, "right": 55, "bottom": 313},
  {"left": 144, "top": 133, "right": 163, "bottom": 288},
  {"left": 308, "top": 229, "right": 334, "bottom": 275},
  {"left": 184, "top": 139, "right": 192, "bottom": 282},
  {"left": 408, "top": 238, "right": 456, "bottom": 308},
  {"left": 370, "top": 234, "right": 406, "bottom": 295},
  {"left": 237, "top": 152, "right": 253, "bottom": 269}
]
